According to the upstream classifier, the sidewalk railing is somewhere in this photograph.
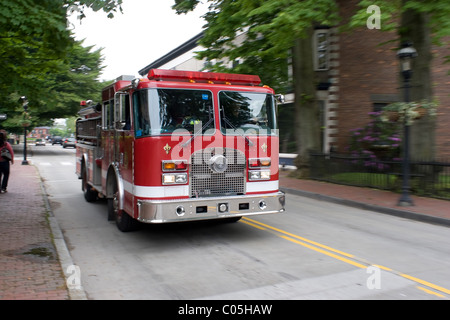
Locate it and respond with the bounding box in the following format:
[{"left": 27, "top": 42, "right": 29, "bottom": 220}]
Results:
[{"left": 309, "top": 153, "right": 450, "bottom": 201}]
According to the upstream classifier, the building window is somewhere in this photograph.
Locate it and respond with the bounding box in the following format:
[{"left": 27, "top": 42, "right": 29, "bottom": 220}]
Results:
[
  {"left": 314, "top": 30, "right": 329, "bottom": 71},
  {"left": 373, "top": 103, "right": 388, "bottom": 113}
]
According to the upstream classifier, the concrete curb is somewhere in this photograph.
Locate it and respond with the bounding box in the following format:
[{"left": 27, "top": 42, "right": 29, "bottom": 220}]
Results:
[
  {"left": 281, "top": 187, "right": 450, "bottom": 228},
  {"left": 37, "top": 165, "right": 88, "bottom": 300}
]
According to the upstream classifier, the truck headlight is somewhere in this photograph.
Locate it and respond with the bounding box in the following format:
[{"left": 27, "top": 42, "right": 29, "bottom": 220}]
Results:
[
  {"left": 248, "top": 170, "right": 271, "bottom": 181},
  {"left": 162, "top": 173, "right": 188, "bottom": 185}
]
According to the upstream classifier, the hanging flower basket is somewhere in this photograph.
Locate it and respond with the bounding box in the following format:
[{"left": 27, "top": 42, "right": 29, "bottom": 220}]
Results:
[
  {"left": 387, "top": 111, "right": 399, "bottom": 122},
  {"left": 416, "top": 107, "right": 428, "bottom": 119},
  {"left": 20, "top": 111, "right": 32, "bottom": 127},
  {"left": 381, "top": 100, "right": 438, "bottom": 125},
  {"left": 20, "top": 120, "right": 31, "bottom": 127}
]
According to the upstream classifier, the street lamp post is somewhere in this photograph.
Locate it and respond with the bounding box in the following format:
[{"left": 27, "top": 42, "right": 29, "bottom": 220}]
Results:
[
  {"left": 397, "top": 42, "right": 417, "bottom": 206},
  {"left": 20, "top": 96, "right": 29, "bottom": 165}
]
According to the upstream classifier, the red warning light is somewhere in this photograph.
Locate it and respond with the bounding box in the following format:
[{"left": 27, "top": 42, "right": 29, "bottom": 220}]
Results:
[{"left": 148, "top": 69, "right": 261, "bottom": 86}]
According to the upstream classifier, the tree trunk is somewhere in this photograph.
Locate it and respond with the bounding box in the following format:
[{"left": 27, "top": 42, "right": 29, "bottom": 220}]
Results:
[
  {"left": 400, "top": 8, "right": 436, "bottom": 161},
  {"left": 292, "top": 28, "right": 320, "bottom": 177}
]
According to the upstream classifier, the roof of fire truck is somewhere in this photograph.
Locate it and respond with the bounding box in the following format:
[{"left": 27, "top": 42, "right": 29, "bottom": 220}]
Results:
[
  {"left": 102, "top": 69, "right": 273, "bottom": 102},
  {"left": 147, "top": 69, "right": 262, "bottom": 85}
]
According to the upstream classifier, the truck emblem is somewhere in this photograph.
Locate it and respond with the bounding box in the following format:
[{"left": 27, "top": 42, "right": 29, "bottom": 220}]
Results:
[
  {"left": 163, "top": 143, "right": 171, "bottom": 154},
  {"left": 209, "top": 154, "right": 228, "bottom": 173},
  {"left": 261, "top": 143, "right": 268, "bottom": 153}
]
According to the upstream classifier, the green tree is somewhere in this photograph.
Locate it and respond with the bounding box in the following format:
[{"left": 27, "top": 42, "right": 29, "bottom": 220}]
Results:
[
  {"left": 1, "top": 38, "right": 107, "bottom": 133},
  {"left": 0, "top": 0, "right": 122, "bottom": 134}
]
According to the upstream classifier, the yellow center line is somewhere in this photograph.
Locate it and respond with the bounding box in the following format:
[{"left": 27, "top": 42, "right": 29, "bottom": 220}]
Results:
[
  {"left": 240, "top": 219, "right": 267, "bottom": 231},
  {"left": 372, "top": 264, "right": 392, "bottom": 271},
  {"left": 416, "top": 286, "right": 445, "bottom": 298},
  {"left": 243, "top": 217, "right": 355, "bottom": 258},
  {"left": 401, "top": 274, "right": 450, "bottom": 295},
  {"left": 279, "top": 235, "right": 367, "bottom": 269},
  {"left": 241, "top": 217, "right": 450, "bottom": 298}
]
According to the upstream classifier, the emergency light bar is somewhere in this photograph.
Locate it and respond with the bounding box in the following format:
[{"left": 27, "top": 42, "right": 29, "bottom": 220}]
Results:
[
  {"left": 78, "top": 100, "right": 101, "bottom": 116},
  {"left": 148, "top": 69, "right": 261, "bottom": 86}
]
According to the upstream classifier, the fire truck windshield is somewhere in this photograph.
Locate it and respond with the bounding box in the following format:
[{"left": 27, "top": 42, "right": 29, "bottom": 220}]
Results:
[
  {"left": 133, "top": 88, "right": 214, "bottom": 136},
  {"left": 219, "top": 91, "right": 277, "bottom": 135}
]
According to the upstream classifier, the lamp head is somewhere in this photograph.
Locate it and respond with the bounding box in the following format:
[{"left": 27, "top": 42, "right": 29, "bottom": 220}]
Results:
[
  {"left": 18, "top": 96, "right": 29, "bottom": 111},
  {"left": 397, "top": 42, "right": 417, "bottom": 73}
]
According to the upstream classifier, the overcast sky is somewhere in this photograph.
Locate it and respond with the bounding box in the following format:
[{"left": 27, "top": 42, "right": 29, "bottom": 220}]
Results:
[{"left": 69, "top": 0, "right": 207, "bottom": 81}]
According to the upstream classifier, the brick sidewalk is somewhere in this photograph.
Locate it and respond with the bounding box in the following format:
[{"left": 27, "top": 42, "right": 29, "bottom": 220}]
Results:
[{"left": 0, "top": 162, "right": 69, "bottom": 300}]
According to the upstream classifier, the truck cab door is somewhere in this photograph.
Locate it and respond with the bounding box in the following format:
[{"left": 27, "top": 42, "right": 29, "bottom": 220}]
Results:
[
  {"left": 114, "top": 92, "right": 132, "bottom": 173},
  {"left": 102, "top": 99, "right": 115, "bottom": 185}
]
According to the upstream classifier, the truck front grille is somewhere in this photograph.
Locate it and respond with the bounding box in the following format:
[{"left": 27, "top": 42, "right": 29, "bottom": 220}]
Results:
[{"left": 190, "top": 148, "right": 245, "bottom": 197}]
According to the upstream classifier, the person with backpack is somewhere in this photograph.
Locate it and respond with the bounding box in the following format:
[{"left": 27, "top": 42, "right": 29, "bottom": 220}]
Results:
[{"left": 0, "top": 131, "right": 14, "bottom": 193}]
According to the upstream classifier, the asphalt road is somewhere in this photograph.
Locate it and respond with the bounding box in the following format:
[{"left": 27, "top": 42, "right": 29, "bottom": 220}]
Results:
[{"left": 29, "top": 144, "right": 450, "bottom": 300}]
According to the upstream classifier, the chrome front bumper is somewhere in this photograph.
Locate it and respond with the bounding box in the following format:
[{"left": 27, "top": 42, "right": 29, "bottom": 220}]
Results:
[{"left": 137, "top": 191, "right": 285, "bottom": 223}]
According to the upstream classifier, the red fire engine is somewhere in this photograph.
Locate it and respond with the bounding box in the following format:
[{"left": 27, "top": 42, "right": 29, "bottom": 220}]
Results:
[{"left": 76, "top": 69, "right": 285, "bottom": 232}]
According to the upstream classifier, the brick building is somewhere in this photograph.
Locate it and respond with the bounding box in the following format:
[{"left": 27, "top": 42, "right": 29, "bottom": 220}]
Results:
[
  {"left": 330, "top": 0, "right": 450, "bottom": 159},
  {"left": 139, "top": 0, "right": 450, "bottom": 159},
  {"left": 30, "top": 126, "right": 50, "bottom": 139}
]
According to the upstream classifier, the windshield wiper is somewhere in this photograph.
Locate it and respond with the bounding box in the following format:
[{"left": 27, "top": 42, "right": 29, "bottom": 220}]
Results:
[
  {"left": 182, "top": 117, "right": 214, "bottom": 148},
  {"left": 222, "top": 117, "right": 254, "bottom": 147}
]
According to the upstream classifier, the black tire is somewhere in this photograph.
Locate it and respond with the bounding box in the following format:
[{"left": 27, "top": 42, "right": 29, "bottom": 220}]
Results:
[
  {"left": 81, "top": 165, "right": 97, "bottom": 202},
  {"left": 84, "top": 184, "right": 98, "bottom": 202},
  {"left": 108, "top": 187, "right": 140, "bottom": 232},
  {"left": 107, "top": 197, "right": 115, "bottom": 221}
]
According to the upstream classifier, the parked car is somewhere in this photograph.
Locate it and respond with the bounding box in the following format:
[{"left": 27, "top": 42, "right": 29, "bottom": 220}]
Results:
[
  {"left": 62, "top": 137, "right": 76, "bottom": 148},
  {"left": 52, "top": 136, "right": 63, "bottom": 145},
  {"left": 35, "top": 138, "right": 46, "bottom": 146}
]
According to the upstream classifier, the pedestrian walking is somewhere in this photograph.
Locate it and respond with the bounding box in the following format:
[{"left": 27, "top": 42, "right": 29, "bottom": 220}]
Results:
[{"left": 0, "top": 131, "right": 14, "bottom": 193}]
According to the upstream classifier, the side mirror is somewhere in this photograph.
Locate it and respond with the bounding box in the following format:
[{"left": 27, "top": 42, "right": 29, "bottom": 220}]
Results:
[
  {"left": 116, "top": 122, "right": 125, "bottom": 130},
  {"left": 275, "top": 94, "right": 285, "bottom": 104}
]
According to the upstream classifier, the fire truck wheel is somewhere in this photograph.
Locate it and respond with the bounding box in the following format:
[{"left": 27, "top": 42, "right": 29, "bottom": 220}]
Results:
[
  {"left": 114, "top": 207, "right": 140, "bottom": 232},
  {"left": 108, "top": 190, "right": 140, "bottom": 232},
  {"left": 107, "top": 198, "right": 115, "bottom": 221},
  {"left": 82, "top": 165, "right": 97, "bottom": 202},
  {"left": 84, "top": 185, "right": 98, "bottom": 202},
  {"left": 107, "top": 190, "right": 119, "bottom": 221}
]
